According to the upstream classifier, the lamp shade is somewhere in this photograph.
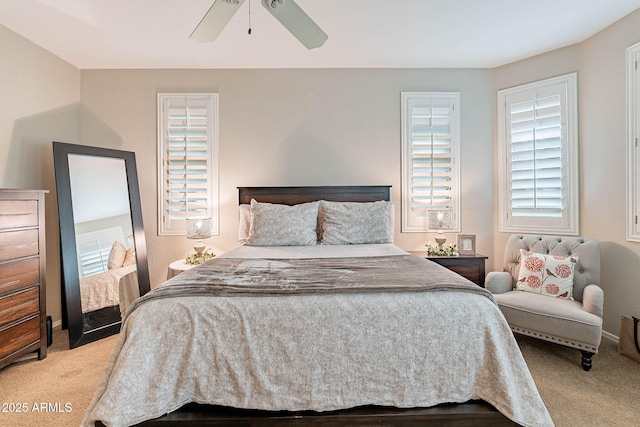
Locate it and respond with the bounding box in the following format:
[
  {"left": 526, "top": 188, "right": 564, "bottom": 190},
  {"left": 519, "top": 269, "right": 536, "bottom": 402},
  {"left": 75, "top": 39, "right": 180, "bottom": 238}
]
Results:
[
  {"left": 428, "top": 209, "right": 453, "bottom": 230},
  {"left": 186, "top": 217, "right": 212, "bottom": 239}
]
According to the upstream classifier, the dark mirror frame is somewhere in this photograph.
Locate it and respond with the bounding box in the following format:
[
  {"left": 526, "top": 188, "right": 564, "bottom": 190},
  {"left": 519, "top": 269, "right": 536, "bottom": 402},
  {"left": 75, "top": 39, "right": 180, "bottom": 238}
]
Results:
[{"left": 52, "top": 141, "right": 150, "bottom": 348}]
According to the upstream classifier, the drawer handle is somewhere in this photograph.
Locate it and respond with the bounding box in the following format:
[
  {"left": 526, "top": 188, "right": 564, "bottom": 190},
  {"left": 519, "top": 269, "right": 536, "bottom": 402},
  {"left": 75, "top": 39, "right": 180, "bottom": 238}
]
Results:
[
  {"left": 0, "top": 212, "right": 34, "bottom": 216},
  {"left": 7, "top": 243, "right": 37, "bottom": 250},
  {"left": 1, "top": 280, "right": 21, "bottom": 287}
]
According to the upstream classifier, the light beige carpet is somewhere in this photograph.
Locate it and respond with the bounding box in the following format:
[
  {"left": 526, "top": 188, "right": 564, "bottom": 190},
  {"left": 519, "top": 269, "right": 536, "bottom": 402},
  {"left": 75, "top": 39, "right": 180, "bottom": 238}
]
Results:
[
  {"left": 0, "top": 329, "right": 117, "bottom": 427},
  {"left": 0, "top": 328, "right": 638, "bottom": 427}
]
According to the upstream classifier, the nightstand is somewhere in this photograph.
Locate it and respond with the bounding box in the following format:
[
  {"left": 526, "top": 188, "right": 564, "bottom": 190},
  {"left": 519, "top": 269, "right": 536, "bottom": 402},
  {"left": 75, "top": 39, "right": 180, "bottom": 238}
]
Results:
[
  {"left": 167, "top": 259, "right": 196, "bottom": 280},
  {"left": 409, "top": 252, "right": 488, "bottom": 287}
]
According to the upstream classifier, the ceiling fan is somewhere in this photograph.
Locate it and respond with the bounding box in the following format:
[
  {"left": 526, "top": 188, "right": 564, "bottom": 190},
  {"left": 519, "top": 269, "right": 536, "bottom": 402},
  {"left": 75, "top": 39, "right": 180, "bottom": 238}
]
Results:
[{"left": 190, "top": 0, "right": 328, "bottom": 49}]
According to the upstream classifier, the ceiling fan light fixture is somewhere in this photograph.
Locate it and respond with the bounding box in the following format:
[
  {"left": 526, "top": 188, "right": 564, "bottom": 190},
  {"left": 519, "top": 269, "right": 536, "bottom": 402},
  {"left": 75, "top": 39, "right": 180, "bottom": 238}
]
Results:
[
  {"left": 261, "top": 0, "right": 328, "bottom": 49},
  {"left": 191, "top": 0, "right": 327, "bottom": 49},
  {"left": 190, "top": 0, "right": 246, "bottom": 42}
]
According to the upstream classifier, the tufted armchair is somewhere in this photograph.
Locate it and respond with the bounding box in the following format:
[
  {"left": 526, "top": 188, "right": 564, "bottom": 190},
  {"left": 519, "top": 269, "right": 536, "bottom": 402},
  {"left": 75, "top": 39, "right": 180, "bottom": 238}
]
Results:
[{"left": 486, "top": 234, "right": 604, "bottom": 371}]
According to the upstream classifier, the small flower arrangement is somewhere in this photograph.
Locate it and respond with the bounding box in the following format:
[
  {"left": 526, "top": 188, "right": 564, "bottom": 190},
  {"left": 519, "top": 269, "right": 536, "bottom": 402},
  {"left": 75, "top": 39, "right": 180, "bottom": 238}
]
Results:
[
  {"left": 425, "top": 242, "right": 458, "bottom": 256},
  {"left": 185, "top": 250, "right": 216, "bottom": 265}
]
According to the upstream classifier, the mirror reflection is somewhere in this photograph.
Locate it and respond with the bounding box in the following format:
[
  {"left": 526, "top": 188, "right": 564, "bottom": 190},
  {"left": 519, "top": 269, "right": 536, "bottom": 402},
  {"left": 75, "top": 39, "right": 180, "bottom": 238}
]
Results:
[
  {"left": 53, "top": 141, "right": 150, "bottom": 348},
  {"left": 68, "top": 154, "right": 139, "bottom": 332}
]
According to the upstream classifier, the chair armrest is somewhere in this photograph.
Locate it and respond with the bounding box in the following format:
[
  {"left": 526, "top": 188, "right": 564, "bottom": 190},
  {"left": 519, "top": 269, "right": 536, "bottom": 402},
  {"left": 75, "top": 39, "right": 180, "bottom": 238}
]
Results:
[
  {"left": 485, "top": 271, "right": 513, "bottom": 294},
  {"left": 582, "top": 284, "right": 604, "bottom": 318}
]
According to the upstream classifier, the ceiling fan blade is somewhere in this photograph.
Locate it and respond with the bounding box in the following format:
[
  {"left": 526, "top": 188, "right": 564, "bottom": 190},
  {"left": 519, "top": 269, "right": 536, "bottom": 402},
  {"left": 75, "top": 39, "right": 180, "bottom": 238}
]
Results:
[
  {"left": 190, "top": 0, "right": 246, "bottom": 42},
  {"left": 261, "top": 0, "right": 328, "bottom": 49}
]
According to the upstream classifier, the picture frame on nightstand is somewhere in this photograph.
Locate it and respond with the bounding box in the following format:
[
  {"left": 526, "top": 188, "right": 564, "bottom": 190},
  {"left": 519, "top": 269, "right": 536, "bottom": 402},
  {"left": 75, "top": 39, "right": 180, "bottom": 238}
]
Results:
[{"left": 457, "top": 234, "right": 476, "bottom": 255}]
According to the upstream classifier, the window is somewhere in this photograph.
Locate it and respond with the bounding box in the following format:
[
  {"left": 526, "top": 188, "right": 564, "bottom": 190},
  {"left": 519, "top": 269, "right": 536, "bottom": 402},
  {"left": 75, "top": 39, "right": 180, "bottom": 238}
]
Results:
[
  {"left": 76, "top": 227, "right": 125, "bottom": 277},
  {"left": 157, "top": 93, "right": 219, "bottom": 236},
  {"left": 627, "top": 42, "right": 640, "bottom": 241},
  {"left": 497, "top": 73, "right": 579, "bottom": 235},
  {"left": 401, "top": 92, "right": 460, "bottom": 232}
]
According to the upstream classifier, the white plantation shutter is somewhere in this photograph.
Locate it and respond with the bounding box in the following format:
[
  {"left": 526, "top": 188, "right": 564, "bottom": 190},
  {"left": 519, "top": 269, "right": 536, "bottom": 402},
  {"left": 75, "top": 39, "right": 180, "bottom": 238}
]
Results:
[
  {"left": 75, "top": 227, "right": 126, "bottom": 278},
  {"left": 401, "top": 92, "right": 460, "bottom": 232},
  {"left": 498, "top": 73, "right": 578, "bottom": 234},
  {"left": 627, "top": 42, "right": 640, "bottom": 241},
  {"left": 509, "top": 94, "right": 563, "bottom": 217},
  {"left": 158, "top": 94, "right": 219, "bottom": 235}
]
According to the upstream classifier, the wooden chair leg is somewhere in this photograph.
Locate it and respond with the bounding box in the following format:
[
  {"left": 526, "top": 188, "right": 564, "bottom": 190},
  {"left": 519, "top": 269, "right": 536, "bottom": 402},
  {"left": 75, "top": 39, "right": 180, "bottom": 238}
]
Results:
[{"left": 580, "top": 351, "right": 594, "bottom": 371}]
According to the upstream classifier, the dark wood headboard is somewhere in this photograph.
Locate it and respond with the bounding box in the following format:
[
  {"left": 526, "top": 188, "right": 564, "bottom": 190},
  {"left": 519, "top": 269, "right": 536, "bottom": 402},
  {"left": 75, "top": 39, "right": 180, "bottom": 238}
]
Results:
[{"left": 238, "top": 186, "right": 391, "bottom": 205}]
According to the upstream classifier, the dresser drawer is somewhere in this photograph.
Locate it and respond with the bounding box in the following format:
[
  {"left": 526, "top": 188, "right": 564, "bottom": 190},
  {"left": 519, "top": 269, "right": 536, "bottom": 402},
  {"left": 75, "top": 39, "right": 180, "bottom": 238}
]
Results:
[
  {"left": 0, "top": 314, "right": 40, "bottom": 361},
  {"left": 446, "top": 265, "right": 480, "bottom": 282},
  {"left": 0, "top": 229, "right": 39, "bottom": 262},
  {"left": 0, "top": 258, "right": 39, "bottom": 296},
  {"left": 409, "top": 252, "right": 488, "bottom": 287},
  {"left": 0, "top": 200, "right": 38, "bottom": 230},
  {"left": 0, "top": 286, "right": 40, "bottom": 328},
  {"left": 0, "top": 189, "right": 46, "bottom": 369}
]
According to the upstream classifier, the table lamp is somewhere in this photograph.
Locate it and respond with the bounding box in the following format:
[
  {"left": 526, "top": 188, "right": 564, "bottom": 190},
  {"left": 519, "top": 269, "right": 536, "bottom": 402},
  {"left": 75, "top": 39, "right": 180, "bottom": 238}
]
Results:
[
  {"left": 185, "top": 217, "right": 212, "bottom": 257},
  {"left": 428, "top": 209, "right": 453, "bottom": 247}
]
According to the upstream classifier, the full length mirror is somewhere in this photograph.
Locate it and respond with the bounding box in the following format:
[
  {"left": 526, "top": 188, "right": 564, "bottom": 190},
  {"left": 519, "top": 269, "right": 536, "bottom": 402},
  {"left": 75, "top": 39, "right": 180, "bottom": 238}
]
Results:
[{"left": 53, "top": 141, "right": 150, "bottom": 348}]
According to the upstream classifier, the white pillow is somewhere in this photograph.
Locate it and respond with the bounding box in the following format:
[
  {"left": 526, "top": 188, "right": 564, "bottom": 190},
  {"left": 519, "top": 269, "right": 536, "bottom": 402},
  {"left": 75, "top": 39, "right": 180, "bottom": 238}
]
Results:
[
  {"left": 245, "top": 199, "right": 319, "bottom": 246},
  {"left": 122, "top": 249, "right": 136, "bottom": 267},
  {"left": 107, "top": 241, "right": 127, "bottom": 270},
  {"left": 238, "top": 203, "right": 251, "bottom": 244},
  {"left": 320, "top": 200, "right": 392, "bottom": 245}
]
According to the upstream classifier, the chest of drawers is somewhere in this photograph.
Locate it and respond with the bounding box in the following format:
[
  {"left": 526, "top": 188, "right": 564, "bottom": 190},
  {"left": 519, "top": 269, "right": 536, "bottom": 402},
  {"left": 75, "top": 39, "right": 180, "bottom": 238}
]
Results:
[{"left": 0, "top": 189, "right": 47, "bottom": 369}]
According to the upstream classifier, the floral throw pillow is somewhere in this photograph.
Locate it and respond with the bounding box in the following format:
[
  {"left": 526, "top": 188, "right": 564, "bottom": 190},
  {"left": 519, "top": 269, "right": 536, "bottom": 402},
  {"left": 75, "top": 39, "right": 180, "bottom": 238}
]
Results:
[{"left": 516, "top": 249, "right": 578, "bottom": 300}]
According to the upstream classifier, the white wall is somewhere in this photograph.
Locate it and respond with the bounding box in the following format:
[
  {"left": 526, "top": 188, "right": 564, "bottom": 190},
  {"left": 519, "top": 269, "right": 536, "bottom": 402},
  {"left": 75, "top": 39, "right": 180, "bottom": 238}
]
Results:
[
  {"left": 494, "top": 9, "right": 640, "bottom": 335},
  {"left": 5, "top": 8, "right": 639, "bottom": 337},
  {"left": 0, "top": 24, "right": 81, "bottom": 325},
  {"left": 80, "top": 68, "right": 495, "bottom": 288}
]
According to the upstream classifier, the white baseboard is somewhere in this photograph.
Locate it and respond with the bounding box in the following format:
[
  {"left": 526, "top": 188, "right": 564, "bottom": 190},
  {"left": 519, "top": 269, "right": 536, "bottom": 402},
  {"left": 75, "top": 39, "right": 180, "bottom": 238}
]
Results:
[
  {"left": 52, "top": 319, "right": 63, "bottom": 330},
  {"left": 602, "top": 330, "right": 618, "bottom": 343}
]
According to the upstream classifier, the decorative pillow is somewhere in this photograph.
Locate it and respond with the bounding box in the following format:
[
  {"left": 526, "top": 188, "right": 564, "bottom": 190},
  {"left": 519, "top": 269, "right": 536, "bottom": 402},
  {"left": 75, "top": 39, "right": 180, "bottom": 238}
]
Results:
[
  {"left": 320, "top": 200, "right": 391, "bottom": 245},
  {"left": 240, "top": 202, "right": 395, "bottom": 244},
  {"left": 122, "top": 249, "right": 136, "bottom": 267},
  {"left": 516, "top": 249, "right": 578, "bottom": 299},
  {"left": 317, "top": 202, "right": 395, "bottom": 244},
  {"left": 245, "top": 199, "right": 319, "bottom": 246},
  {"left": 107, "top": 241, "right": 127, "bottom": 270}
]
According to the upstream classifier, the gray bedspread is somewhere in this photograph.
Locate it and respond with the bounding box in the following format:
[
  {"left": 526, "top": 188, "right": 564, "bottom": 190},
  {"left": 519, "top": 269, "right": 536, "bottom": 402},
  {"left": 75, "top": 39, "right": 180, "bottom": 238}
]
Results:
[
  {"left": 82, "top": 248, "right": 553, "bottom": 427},
  {"left": 128, "top": 254, "right": 495, "bottom": 307}
]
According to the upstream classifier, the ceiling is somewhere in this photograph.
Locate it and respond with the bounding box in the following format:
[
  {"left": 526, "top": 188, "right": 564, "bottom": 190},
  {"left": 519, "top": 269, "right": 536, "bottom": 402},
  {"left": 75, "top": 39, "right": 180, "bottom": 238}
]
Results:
[{"left": 1, "top": 0, "right": 640, "bottom": 70}]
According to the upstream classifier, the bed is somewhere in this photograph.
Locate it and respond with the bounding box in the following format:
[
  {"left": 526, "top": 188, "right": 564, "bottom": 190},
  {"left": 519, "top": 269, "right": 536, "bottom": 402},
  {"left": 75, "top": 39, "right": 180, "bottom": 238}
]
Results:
[
  {"left": 80, "top": 264, "right": 137, "bottom": 315},
  {"left": 83, "top": 186, "right": 553, "bottom": 427}
]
